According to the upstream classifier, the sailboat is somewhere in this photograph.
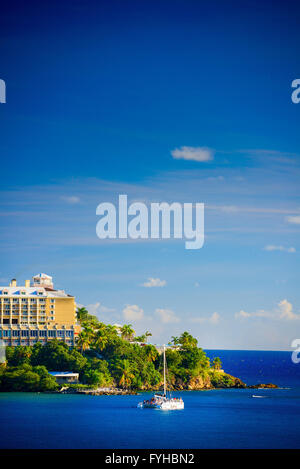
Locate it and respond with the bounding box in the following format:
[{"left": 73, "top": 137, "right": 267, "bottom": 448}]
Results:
[{"left": 137, "top": 345, "right": 184, "bottom": 410}]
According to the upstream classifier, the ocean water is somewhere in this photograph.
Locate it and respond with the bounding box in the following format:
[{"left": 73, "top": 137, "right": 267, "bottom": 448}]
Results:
[{"left": 1, "top": 350, "right": 300, "bottom": 449}]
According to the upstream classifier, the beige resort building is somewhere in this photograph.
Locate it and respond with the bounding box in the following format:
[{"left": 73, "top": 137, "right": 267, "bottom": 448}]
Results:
[{"left": 0, "top": 273, "right": 81, "bottom": 347}]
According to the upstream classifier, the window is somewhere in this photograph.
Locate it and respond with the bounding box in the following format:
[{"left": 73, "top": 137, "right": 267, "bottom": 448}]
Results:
[
  {"left": 2, "top": 330, "right": 11, "bottom": 337},
  {"left": 12, "top": 330, "right": 20, "bottom": 337},
  {"left": 30, "top": 330, "right": 38, "bottom": 337},
  {"left": 39, "top": 330, "right": 47, "bottom": 337},
  {"left": 48, "top": 330, "right": 56, "bottom": 337},
  {"left": 57, "top": 330, "right": 64, "bottom": 337},
  {"left": 65, "top": 330, "right": 74, "bottom": 338},
  {"left": 21, "top": 330, "right": 29, "bottom": 337}
]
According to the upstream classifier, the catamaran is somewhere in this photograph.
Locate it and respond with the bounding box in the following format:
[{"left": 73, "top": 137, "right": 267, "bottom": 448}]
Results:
[{"left": 137, "top": 345, "right": 184, "bottom": 410}]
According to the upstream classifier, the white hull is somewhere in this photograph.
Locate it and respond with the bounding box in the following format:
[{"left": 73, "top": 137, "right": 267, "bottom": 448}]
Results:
[{"left": 138, "top": 396, "right": 184, "bottom": 410}]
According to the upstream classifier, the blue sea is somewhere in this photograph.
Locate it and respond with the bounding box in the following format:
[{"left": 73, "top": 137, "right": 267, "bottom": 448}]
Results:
[{"left": 1, "top": 350, "right": 300, "bottom": 449}]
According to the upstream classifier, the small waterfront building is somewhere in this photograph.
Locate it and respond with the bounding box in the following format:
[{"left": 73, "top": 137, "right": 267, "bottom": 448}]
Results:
[
  {"left": 48, "top": 371, "right": 79, "bottom": 384},
  {"left": 0, "top": 274, "right": 81, "bottom": 347}
]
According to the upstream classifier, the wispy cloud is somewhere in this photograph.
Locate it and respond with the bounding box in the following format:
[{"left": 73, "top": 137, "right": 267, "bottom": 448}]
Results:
[
  {"left": 208, "top": 205, "right": 300, "bottom": 215},
  {"left": 286, "top": 216, "right": 300, "bottom": 225},
  {"left": 155, "top": 308, "right": 180, "bottom": 324},
  {"left": 235, "top": 299, "right": 300, "bottom": 321},
  {"left": 142, "top": 277, "right": 166, "bottom": 288},
  {"left": 171, "top": 146, "right": 214, "bottom": 162},
  {"left": 264, "top": 245, "right": 296, "bottom": 253},
  {"left": 190, "top": 312, "right": 220, "bottom": 324},
  {"left": 235, "top": 309, "right": 271, "bottom": 319},
  {"left": 278, "top": 299, "right": 300, "bottom": 321},
  {"left": 61, "top": 196, "right": 80, "bottom": 204},
  {"left": 84, "top": 302, "right": 116, "bottom": 315},
  {"left": 123, "top": 304, "right": 144, "bottom": 321},
  {"left": 239, "top": 149, "right": 299, "bottom": 165}
]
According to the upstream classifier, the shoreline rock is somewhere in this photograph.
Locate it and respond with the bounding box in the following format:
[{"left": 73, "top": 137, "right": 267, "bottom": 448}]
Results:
[
  {"left": 248, "top": 383, "right": 278, "bottom": 389},
  {"left": 55, "top": 377, "right": 278, "bottom": 395},
  {"left": 59, "top": 386, "right": 138, "bottom": 395}
]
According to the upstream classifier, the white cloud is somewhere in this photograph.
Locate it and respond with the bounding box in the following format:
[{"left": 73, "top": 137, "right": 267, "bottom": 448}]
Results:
[
  {"left": 142, "top": 277, "right": 166, "bottom": 288},
  {"left": 85, "top": 302, "right": 115, "bottom": 315},
  {"left": 235, "top": 299, "right": 300, "bottom": 321},
  {"left": 155, "top": 308, "right": 180, "bottom": 324},
  {"left": 123, "top": 304, "right": 144, "bottom": 321},
  {"left": 208, "top": 205, "right": 300, "bottom": 215},
  {"left": 205, "top": 175, "right": 224, "bottom": 182},
  {"left": 171, "top": 146, "right": 214, "bottom": 162},
  {"left": 190, "top": 312, "right": 220, "bottom": 324},
  {"left": 61, "top": 196, "right": 80, "bottom": 204},
  {"left": 235, "top": 309, "right": 251, "bottom": 319},
  {"left": 210, "top": 312, "right": 220, "bottom": 324},
  {"left": 278, "top": 299, "right": 300, "bottom": 321},
  {"left": 235, "top": 309, "right": 270, "bottom": 319},
  {"left": 264, "top": 245, "right": 296, "bottom": 253},
  {"left": 286, "top": 216, "right": 300, "bottom": 225}
]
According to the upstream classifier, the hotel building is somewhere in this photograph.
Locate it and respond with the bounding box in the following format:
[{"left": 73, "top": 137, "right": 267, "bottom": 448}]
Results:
[{"left": 0, "top": 274, "right": 81, "bottom": 347}]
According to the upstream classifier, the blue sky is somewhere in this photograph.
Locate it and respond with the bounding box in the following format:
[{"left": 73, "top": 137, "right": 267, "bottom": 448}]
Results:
[{"left": 0, "top": 0, "right": 300, "bottom": 349}]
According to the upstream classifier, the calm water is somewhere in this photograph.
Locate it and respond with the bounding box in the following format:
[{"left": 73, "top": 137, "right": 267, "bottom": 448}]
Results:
[{"left": 1, "top": 350, "right": 300, "bottom": 449}]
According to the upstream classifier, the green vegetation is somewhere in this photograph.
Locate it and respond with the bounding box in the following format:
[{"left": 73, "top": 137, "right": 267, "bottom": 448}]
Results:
[
  {"left": 0, "top": 308, "right": 237, "bottom": 392},
  {"left": 0, "top": 363, "right": 58, "bottom": 392}
]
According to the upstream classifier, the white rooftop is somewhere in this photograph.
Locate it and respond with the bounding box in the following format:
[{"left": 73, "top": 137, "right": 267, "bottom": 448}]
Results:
[
  {"left": 0, "top": 286, "right": 72, "bottom": 298},
  {"left": 48, "top": 371, "right": 79, "bottom": 377},
  {"left": 33, "top": 273, "right": 52, "bottom": 279}
]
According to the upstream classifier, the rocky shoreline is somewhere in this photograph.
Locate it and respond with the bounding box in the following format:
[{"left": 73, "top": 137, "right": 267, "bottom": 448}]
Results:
[
  {"left": 59, "top": 386, "right": 138, "bottom": 395},
  {"left": 57, "top": 375, "right": 278, "bottom": 395}
]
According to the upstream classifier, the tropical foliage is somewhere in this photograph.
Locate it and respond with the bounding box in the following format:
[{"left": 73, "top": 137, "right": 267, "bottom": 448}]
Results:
[{"left": 0, "top": 308, "right": 227, "bottom": 392}]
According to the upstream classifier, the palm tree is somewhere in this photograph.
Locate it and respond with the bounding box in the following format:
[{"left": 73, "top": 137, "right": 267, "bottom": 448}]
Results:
[
  {"left": 117, "top": 360, "right": 135, "bottom": 389},
  {"left": 179, "top": 331, "right": 198, "bottom": 348},
  {"left": 212, "top": 357, "right": 222, "bottom": 371},
  {"left": 77, "top": 330, "right": 92, "bottom": 353},
  {"left": 145, "top": 331, "right": 152, "bottom": 343},
  {"left": 171, "top": 336, "right": 180, "bottom": 346},
  {"left": 105, "top": 324, "right": 118, "bottom": 338},
  {"left": 76, "top": 307, "right": 89, "bottom": 323},
  {"left": 134, "top": 334, "right": 146, "bottom": 343},
  {"left": 146, "top": 345, "right": 158, "bottom": 363},
  {"left": 120, "top": 324, "right": 135, "bottom": 341},
  {"left": 94, "top": 330, "right": 109, "bottom": 351}
]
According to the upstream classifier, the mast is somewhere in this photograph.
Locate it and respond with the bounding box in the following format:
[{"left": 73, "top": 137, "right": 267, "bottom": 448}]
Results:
[{"left": 163, "top": 345, "right": 166, "bottom": 396}]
